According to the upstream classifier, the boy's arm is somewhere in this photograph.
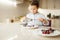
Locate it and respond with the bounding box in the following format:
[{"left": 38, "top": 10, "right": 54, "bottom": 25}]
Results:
[{"left": 37, "top": 18, "right": 47, "bottom": 24}]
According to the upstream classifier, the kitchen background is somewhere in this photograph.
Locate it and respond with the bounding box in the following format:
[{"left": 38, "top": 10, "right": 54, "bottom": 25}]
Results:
[{"left": 0, "top": 0, "right": 60, "bottom": 22}]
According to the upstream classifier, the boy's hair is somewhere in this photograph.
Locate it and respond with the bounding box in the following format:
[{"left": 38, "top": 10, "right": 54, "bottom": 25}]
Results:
[{"left": 30, "top": 0, "right": 39, "bottom": 8}]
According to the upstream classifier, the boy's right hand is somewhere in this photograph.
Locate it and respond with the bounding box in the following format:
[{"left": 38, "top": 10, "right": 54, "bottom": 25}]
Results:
[{"left": 20, "top": 16, "right": 26, "bottom": 22}]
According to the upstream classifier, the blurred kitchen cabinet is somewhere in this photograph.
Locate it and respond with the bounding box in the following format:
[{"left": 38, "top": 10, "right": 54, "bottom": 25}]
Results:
[
  {"left": 55, "top": 0, "right": 60, "bottom": 9},
  {"left": 51, "top": 19, "right": 60, "bottom": 28},
  {"left": 40, "top": 0, "right": 60, "bottom": 9}
]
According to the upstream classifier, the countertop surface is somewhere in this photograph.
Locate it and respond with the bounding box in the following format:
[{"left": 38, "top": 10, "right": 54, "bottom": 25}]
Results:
[{"left": 0, "top": 23, "right": 60, "bottom": 40}]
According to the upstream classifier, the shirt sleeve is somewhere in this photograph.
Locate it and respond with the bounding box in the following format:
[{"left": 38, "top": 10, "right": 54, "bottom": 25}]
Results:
[
  {"left": 38, "top": 13, "right": 46, "bottom": 19},
  {"left": 26, "top": 13, "right": 30, "bottom": 18},
  {"left": 38, "top": 13, "right": 49, "bottom": 25}
]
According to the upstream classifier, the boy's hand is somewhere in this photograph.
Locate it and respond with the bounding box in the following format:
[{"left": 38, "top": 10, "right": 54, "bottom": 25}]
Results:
[{"left": 20, "top": 16, "right": 26, "bottom": 22}]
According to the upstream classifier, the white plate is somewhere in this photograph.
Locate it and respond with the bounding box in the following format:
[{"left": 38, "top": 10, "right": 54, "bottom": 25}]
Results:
[{"left": 38, "top": 30, "right": 60, "bottom": 36}]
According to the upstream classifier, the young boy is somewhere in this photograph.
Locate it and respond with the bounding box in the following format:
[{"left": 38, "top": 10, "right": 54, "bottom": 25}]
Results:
[{"left": 21, "top": 1, "right": 48, "bottom": 26}]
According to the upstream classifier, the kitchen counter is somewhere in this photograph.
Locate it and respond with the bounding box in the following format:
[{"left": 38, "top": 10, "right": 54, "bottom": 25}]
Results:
[{"left": 0, "top": 23, "right": 60, "bottom": 40}]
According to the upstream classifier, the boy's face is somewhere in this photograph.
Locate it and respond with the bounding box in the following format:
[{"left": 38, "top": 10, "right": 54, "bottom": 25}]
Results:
[{"left": 29, "top": 5, "right": 38, "bottom": 14}]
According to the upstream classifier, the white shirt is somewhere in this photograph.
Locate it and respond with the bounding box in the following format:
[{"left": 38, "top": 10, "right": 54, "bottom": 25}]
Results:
[{"left": 26, "top": 13, "right": 47, "bottom": 26}]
